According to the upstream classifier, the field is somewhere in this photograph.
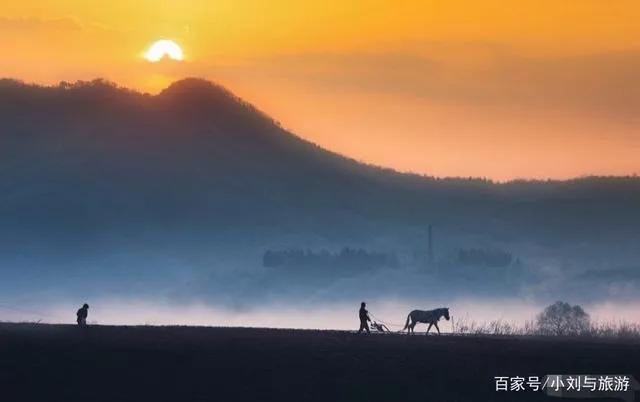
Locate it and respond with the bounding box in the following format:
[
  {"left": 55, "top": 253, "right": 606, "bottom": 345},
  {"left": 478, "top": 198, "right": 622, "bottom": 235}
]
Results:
[{"left": 1, "top": 323, "right": 639, "bottom": 402}]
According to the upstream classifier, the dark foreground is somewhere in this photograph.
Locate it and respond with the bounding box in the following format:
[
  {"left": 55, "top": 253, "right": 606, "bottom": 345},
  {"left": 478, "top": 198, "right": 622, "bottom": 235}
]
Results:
[{"left": 1, "top": 323, "right": 639, "bottom": 402}]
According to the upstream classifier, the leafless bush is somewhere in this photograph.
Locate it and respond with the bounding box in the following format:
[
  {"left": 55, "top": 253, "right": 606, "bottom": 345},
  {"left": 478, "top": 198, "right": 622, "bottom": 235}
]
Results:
[{"left": 536, "top": 301, "right": 590, "bottom": 336}]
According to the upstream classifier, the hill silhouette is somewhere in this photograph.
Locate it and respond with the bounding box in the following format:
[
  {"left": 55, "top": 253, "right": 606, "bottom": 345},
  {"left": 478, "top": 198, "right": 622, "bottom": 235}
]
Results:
[{"left": 0, "top": 77, "right": 639, "bottom": 301}]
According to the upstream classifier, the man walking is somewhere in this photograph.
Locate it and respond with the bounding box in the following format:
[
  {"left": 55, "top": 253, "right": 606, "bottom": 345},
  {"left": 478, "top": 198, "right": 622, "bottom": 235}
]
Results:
[
  {"left": 358, "top": 302, "right": 371, "bottom": 333},
  {"left": 76, "top": 303, "right": 89, "bottom": 326}
]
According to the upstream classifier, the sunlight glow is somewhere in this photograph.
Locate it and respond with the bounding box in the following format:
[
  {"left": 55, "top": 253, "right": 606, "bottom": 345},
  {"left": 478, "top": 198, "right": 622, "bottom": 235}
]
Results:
[{"left": 144, "top": 39, "right": 184, "bottom": 62}]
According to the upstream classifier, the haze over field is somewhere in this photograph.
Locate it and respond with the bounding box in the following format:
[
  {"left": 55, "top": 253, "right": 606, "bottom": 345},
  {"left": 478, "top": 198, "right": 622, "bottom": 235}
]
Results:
[{"left": 0, "top": 79, "right": 639, "bottom": 328}]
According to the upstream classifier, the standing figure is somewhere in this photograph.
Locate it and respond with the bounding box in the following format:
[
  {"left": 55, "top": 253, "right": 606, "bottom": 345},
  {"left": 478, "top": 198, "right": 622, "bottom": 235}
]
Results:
[
  {"left": 358, "top": 302, "right": 371, "bottom": 333},
  {"left": 76, "top": 303, "right": 89, "bottom": 326}
]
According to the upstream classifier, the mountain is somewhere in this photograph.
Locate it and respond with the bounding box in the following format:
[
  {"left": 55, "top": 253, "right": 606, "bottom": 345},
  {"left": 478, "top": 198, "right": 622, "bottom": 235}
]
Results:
[{"left": 0, "top": 78, "right": 639, "bottom": 300}]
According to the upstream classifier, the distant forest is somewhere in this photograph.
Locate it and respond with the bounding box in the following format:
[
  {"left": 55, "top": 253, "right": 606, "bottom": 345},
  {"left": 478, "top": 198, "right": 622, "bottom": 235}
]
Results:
[
  {"left": 263, "top": 248, "right": 399, "bottom": 270},
  {"left": 455, "top": 248, "right": 514, "bottom": 268}
]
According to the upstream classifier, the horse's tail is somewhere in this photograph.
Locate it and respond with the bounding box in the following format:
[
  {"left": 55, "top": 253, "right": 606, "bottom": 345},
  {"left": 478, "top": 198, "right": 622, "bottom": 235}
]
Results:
[{"left": 403, "top": 312, "right": 411, "bottom": 330}]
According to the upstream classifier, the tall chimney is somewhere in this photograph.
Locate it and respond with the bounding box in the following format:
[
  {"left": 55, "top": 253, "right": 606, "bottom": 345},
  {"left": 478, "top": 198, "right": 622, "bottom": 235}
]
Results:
[{"left": 428, "top": 224, "right": 433, "bottom": 265}]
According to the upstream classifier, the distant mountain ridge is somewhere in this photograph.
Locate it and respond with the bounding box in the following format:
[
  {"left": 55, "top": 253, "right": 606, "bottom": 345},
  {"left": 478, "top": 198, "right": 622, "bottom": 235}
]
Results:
[{"left": 0, "top": 77, "right": 639, "bottom": 253}]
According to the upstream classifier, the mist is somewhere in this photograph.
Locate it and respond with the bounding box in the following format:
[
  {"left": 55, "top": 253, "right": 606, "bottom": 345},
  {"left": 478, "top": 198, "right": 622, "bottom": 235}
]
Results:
[
  {"left": 1, "top": 79, "right": 639, "bottom": 334},
  {"left": 5, "top": 296, "right": 640, "bottom": 332}
]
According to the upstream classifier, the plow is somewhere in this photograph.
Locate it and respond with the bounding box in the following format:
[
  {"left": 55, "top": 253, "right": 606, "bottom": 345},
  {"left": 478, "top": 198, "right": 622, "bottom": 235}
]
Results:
[
  {"left": 368, "top": 313, "right": 405, "bottom": 333},
  {"left": 370, "top": 321, "right": 391, "bottom": 333}
]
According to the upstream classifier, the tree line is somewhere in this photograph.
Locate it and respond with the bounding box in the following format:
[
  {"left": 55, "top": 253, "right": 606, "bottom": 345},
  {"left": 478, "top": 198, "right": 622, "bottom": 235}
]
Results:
[{"left": 263, "top": 248, "right": 399, "bottom": 270}]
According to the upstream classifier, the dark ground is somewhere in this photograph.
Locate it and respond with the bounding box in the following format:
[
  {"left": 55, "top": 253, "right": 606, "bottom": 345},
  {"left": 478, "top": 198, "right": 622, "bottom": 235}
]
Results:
[{"left": 1, "top": 323, "right": 639, "bottom": 402}]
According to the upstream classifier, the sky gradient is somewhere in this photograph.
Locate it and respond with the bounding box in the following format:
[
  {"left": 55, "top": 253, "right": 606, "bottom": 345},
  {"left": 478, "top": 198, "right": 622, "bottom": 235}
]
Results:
[{"left": 2, "top": 1, "right": 639, "bottom": 180}]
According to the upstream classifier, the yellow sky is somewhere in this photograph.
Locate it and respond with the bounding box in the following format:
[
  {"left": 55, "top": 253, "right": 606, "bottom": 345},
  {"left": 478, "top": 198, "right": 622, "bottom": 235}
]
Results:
[{"left": 2, "top": 1, "right": 640, "bottom": 180}]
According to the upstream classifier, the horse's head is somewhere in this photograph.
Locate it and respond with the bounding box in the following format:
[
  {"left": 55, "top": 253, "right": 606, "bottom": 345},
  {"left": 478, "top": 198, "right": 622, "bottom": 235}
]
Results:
[{"left": 443, "top": 308, "right": 450, "bottom": 321}]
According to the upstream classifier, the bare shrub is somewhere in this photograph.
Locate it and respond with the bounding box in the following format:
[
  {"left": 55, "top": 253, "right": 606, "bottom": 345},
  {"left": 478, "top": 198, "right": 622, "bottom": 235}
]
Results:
[{"left": 536, "top": 301, "right": 590, "bottom": 336}]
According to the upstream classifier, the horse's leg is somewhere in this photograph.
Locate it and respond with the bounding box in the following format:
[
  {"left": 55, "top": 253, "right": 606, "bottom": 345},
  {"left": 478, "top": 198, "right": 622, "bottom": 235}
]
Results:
[
  {"left": 410, "top": 321, "right": 415, "bottom": 334},
  {"left": 434, "top": 322, "right": 440, "bottom": 335},
  {"left": 426, "top": 323, "right": 433, "bottom": 334}
]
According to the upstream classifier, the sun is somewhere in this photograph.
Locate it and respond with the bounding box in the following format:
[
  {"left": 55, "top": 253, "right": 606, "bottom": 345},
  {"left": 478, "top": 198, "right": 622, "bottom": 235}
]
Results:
[{"left": 144, "top": 39, "right": 184, "bottom": 62}]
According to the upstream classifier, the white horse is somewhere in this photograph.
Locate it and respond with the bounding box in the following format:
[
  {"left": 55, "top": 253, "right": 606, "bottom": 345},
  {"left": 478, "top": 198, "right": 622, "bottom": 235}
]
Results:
[{"left": 403, "top": 308, "right": 450, "bottom": 335}]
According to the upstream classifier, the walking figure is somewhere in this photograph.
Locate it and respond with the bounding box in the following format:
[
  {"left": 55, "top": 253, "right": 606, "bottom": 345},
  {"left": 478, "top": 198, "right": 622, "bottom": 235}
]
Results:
[
  {"left": 76, "top": 303, "right": 89, "bottom": 326},
  {"left": 358, "top": 302, "right": 371, "bottom": 333}
]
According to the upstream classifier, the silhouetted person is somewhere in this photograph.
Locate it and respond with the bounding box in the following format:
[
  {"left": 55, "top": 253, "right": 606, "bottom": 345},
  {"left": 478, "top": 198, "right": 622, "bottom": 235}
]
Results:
[
  {"left": 358, "top": 302, "right": 370, "bottom": 333},
  {"left": 76, "top": 303, "right": 89, "bottom": 326}
]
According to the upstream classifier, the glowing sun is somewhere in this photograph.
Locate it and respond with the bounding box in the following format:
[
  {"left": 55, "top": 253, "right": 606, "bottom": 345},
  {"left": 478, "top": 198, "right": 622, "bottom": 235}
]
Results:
[{"left": 144, "top": 39, "right": 184, "bottom": 62}]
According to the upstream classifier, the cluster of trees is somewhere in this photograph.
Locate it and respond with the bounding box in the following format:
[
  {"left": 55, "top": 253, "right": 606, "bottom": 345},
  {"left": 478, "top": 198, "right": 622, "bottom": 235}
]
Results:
[
  {"left": 263, "top": 248, "right": 399, "bottom": 270},
  {"left": 456, "top": 248, "right": 513, "bottom": 268}
]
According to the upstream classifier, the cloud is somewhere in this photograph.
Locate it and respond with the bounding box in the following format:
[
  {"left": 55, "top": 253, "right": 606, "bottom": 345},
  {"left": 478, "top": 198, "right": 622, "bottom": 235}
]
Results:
[
  {"left": 0, "top": 17, "right": 82, "bottom": 32},
  {"left": 0, "top": 16, "right": 138, "bottom": 83},
  {"left": 197, "top": 45, "right": 640, "bottom": 123}
]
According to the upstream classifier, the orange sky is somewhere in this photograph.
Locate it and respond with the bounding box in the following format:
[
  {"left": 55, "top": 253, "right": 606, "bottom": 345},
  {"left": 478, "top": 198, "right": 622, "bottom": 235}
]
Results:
[{"left": 2, "top": 1, "right": 639, "bottom": 180}]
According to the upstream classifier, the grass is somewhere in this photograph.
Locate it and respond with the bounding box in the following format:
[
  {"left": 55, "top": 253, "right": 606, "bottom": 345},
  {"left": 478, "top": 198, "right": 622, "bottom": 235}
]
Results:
[{"left": 452, "top": 315, "right": 640, "bottom": 339}]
